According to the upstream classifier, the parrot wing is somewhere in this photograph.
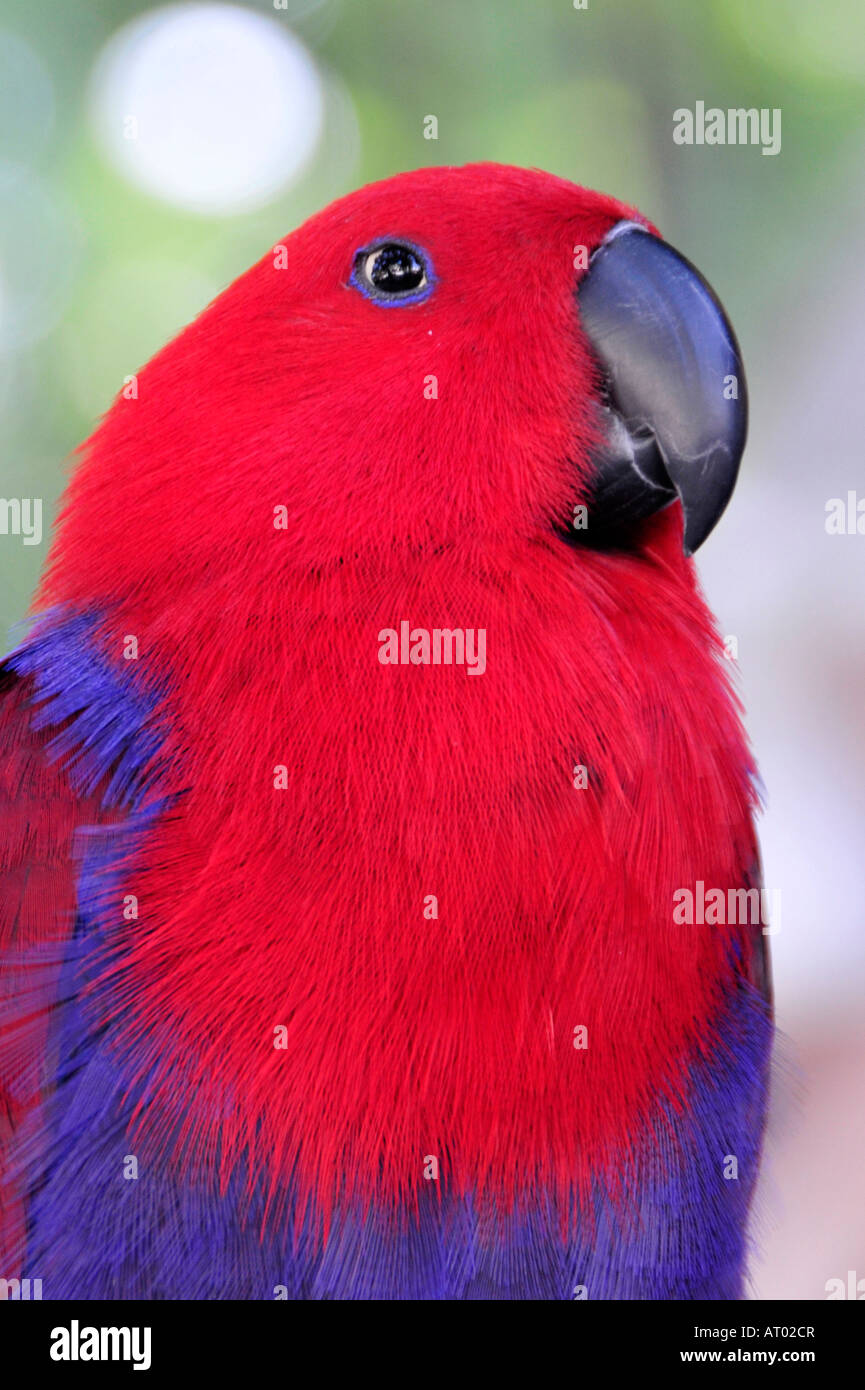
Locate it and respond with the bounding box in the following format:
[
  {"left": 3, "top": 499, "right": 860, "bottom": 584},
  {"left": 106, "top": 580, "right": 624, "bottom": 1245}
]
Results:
[{"left": 0, "top": 660, "right": 112, "bottom": 1270}]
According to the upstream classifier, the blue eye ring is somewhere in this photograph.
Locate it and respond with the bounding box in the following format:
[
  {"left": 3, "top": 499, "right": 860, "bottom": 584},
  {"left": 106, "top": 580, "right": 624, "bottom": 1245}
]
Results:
[{"left": 349, "top": 238, "right": 436, "bottom": 306}]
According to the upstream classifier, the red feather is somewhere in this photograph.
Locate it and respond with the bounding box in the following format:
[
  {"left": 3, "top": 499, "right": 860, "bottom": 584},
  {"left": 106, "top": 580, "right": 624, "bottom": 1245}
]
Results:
[{"left": 15, "top": 165, "right": 760, "bottom": 1230}]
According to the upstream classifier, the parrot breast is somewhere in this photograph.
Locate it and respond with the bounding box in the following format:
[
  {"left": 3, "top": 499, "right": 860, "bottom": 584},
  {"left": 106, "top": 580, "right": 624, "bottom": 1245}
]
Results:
[{"left": 38, "top": 512, "right": 763, "bottom": 1231}]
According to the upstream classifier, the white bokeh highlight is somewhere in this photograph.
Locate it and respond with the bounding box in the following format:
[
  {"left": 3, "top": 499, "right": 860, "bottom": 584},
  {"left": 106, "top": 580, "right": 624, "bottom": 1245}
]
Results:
[{"left": 89, "top": 3, "right": 325, "bottom": 214}]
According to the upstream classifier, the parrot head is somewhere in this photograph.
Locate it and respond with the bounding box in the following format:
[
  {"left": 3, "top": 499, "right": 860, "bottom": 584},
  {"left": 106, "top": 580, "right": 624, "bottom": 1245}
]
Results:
[{"left": 43, "top": 163, "right": 746, "bottom": 607}]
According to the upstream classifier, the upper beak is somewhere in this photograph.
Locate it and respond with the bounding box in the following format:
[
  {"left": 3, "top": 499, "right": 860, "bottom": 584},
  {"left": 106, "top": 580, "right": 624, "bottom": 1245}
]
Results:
[{"left": 576, "top": 220, "right": 748, "bottom": 554}]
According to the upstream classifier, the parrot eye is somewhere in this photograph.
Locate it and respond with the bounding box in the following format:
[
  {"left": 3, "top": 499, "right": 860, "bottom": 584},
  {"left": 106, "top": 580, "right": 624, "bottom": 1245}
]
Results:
[{"left": 350, "top": 240, "right": 434, "bottom": 305}]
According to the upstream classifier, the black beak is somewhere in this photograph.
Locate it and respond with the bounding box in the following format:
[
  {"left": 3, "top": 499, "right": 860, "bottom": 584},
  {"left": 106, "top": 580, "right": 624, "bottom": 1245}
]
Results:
[{"left": 576, "top": 221, "right": 748, "bottom": 554}]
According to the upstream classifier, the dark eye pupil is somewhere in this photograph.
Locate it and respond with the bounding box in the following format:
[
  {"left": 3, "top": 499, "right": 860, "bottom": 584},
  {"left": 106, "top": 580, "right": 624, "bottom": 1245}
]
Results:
[{"left": 370, "top": 244, "right": 424, "bottom": 293}]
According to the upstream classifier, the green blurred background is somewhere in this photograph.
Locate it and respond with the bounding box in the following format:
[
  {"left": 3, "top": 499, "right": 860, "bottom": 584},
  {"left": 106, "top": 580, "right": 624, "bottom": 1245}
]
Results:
[{"left": 1, "top": 0, "right": 864, "bottom": 1299}]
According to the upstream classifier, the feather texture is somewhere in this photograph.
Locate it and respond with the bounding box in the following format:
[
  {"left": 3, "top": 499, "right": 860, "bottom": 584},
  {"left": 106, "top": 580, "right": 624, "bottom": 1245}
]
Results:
[{"left": 0, "top": 165, "right": 771, "bottom": 1298}]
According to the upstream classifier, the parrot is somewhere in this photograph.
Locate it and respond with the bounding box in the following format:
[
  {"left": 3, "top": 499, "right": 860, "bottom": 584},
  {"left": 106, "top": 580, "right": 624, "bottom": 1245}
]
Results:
[{"left": 0, "top": 163, "right": 771, "bottom": 1301}]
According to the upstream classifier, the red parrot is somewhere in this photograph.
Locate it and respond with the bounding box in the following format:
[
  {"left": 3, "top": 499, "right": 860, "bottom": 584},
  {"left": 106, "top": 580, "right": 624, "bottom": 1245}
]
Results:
[{"left": 0, "top": 164, "right": 770, "bottom": 1300}]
